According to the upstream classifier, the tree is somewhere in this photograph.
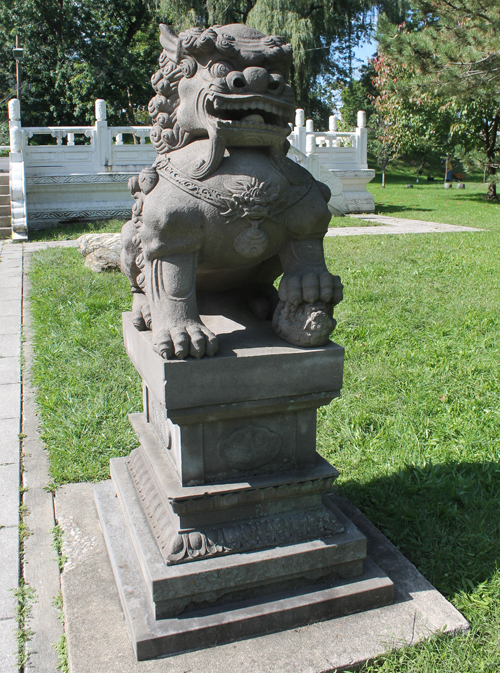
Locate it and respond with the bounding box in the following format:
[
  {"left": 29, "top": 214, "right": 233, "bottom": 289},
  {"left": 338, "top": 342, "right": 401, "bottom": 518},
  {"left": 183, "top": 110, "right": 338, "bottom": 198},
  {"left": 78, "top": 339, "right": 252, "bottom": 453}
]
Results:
[
  {"left": 0, "top": 0, "right": 160, "bottom": 126},
  {"left": 340, "top": 62, "right": 377, "bottom": 127},
  {"left": 371, "top": 51, "right": 455, "bottom": 183},
  {"left": 376, "top": 5, "right": 500, "bottom": 199},
  {"left": 0, "top": 0, "right": 409, "bottom": 129},
  {"left": 159, "top": 0, "right": 380, "bottom": 122}
]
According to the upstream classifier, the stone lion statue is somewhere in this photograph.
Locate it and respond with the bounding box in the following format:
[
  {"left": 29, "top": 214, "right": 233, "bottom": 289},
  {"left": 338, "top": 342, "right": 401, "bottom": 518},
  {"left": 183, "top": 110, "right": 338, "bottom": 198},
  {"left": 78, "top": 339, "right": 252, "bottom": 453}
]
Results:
[{"left": 121, "top": 23, "right": 343, "bottom": 359}]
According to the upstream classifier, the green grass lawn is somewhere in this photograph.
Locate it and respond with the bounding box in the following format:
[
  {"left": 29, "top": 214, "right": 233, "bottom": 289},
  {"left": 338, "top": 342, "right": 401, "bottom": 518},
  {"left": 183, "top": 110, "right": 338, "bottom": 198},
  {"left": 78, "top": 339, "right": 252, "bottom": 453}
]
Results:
[
  {"left": 329, "top": 172, "right": 499, "bottom": 231},
  {"left": 27, "top": 170, "right": 500, "bottom": 670}
]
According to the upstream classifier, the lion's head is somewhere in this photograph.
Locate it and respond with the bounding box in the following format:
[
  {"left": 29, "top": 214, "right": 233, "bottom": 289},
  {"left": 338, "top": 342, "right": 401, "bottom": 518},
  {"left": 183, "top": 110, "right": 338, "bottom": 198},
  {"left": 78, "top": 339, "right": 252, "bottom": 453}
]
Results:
[{"left": 148, "top": 24, "right": 296, "bottom": 179}]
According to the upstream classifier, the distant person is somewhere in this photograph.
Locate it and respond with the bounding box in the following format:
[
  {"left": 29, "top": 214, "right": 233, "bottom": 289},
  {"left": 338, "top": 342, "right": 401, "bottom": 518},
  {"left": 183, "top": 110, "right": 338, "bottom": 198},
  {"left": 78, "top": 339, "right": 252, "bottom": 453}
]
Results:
[{"left": 445, "top": 157, "right": 453, "bottom": 181}]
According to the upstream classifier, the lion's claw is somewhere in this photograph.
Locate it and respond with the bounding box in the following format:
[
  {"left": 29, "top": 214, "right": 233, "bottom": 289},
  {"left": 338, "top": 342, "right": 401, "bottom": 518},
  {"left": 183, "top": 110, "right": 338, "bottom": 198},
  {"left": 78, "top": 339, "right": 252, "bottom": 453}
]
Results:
[
  {"left": 278, "top": 271, "right": 342, "bottom": 307},
  {"left": 154, "top": 324, "right": 218, "bottom": 360}
]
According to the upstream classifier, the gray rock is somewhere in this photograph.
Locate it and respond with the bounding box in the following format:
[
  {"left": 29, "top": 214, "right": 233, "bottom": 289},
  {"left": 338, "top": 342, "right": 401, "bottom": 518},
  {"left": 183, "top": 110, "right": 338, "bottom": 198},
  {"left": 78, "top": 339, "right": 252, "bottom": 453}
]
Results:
[{"left": 77, "top": 233, "right": 122, "bottom": 272}]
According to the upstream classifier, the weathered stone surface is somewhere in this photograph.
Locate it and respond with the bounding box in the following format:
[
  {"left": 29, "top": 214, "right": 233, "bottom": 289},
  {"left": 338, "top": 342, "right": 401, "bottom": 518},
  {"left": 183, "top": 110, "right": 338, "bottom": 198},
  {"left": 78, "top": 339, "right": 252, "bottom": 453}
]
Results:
[
  {"left": 119, "top": 23, "right": 343, "bottom": 359},
  {"left": 123, "top": 306, "right": 343, "bottom": 485},
  {"left": 0, "top": 619, "right": 17, "bottom": 673},
  {"left": 59, "top": 483, "right": 468, "bottom": 673},
  {"left": 77, "top": 233, "right": 122, "bottom": 272},
  {"left": 0, "top": 463, "right": 19, "bottom": 527},
  {"left": 0, "top": 526, "right": 18, "bottom": 621},
  {"left": 0, "top": 383, "right": 21, "bottom": 419},
  {"left": 0, "top": 336, "right": 20, "bottom": 360},
  {"left": 0, "top": 418, "right": 19, "bottom": 464}
]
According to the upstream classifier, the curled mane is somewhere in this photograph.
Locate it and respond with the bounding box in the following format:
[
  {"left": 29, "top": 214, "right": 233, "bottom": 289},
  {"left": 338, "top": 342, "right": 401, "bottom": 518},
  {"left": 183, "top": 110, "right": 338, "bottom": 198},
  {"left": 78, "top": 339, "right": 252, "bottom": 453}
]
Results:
[{"left": 148, "top": 54, "right": 192, "bottom": 154}]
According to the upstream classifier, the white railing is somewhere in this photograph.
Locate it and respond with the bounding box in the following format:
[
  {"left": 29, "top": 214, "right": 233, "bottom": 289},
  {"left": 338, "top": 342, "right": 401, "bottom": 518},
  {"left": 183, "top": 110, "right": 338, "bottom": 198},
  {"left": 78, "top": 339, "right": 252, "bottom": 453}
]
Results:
[
  {"left": 8, "top": 99, "right": 374, "bottom": 239},
  {"left": 289, "top": 109, "right": 368, "bottom": 170}
]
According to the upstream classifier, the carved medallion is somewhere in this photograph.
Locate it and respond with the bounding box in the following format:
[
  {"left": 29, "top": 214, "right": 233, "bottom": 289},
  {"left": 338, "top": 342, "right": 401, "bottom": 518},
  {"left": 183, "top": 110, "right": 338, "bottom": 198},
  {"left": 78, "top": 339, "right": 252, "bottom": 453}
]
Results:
[{"left": 218, "top": 424, "right": 282, "bottom": 470}]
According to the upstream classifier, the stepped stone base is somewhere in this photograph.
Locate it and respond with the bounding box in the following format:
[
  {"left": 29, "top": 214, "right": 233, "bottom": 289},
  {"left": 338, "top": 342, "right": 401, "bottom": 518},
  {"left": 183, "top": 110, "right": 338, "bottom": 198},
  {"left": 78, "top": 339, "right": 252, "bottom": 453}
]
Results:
[
  {"left": 96, "top": 303, "right": 394, "bottom": 659},
  {"left": 96, "top": 479, "right": 394, "bottom": 660}
]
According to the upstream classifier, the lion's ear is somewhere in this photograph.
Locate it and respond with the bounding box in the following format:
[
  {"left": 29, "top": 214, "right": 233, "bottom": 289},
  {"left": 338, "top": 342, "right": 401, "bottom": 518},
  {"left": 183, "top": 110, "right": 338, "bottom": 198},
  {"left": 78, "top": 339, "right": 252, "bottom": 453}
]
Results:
[{"left": 159, "top": 24, "right": 181, "bottom": 63}]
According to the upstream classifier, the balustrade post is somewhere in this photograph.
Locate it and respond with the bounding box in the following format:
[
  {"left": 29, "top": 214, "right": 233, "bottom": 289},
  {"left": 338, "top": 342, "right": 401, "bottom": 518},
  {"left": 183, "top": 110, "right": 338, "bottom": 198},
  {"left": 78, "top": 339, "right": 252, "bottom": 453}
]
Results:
[
  {"left": 329, "top": 115, "right": 337, "bottom": 132},
  {"left": 294, "top": 108, "right": 306, "bottom": 154},
  {"left": 94, "top": 99, "right": 111, "bottom": 170},
  {"left": 67, "top": 132, "right": 75, "bottom": 146},
  {"left": 305, "top": 119, "right": 314, "bottom": 133},
  {"left": 8, "top": 98, "right": 28, "bottom": 239},
  {"left": 305, "top": 133, "right": 316, "bottom": 155},
  {"left": 356, "top": 110, "right": 368, "bottom": 169}
]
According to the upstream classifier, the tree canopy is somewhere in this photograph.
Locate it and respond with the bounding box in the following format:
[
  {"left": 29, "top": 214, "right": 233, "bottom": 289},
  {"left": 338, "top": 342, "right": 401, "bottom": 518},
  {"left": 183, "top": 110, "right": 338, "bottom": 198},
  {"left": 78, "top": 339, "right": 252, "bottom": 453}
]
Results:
[
  {"left": 0, "top": 0, "right": 407, "bottom": 127},
  {"left": 375, "top": 2, "right": 500, "bottom": 198}
]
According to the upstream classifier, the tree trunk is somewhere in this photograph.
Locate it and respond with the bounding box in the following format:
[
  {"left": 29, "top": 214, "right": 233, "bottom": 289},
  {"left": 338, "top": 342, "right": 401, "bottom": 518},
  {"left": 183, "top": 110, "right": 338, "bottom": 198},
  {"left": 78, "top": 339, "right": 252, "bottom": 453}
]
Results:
[
  {"left": 483, "top": 115, "right": 498, "bottom": 201},
  {"left": 416, "top": 153, "right": 427, "bottom": 182},
  {"left": 486, "top": 165, "right": 497, "bottom": 200},
  {"left": 382, "top": 168, "right": 386, "bottom": 188}
]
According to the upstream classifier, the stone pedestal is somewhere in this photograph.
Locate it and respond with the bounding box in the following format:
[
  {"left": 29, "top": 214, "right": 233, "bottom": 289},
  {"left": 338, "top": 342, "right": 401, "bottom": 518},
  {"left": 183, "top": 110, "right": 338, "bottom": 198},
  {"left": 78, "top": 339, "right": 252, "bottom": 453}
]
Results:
[{"left": 95, "top": 298, "right": 394, "bottom": 660}]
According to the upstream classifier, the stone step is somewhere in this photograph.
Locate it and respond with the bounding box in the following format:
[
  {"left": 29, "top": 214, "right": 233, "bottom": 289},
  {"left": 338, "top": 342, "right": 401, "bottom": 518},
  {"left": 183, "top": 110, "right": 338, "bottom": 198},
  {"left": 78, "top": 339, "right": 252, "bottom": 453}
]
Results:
[
  {"left": 0, "top": 195, "right": 10, "bottom": 206},
  {"left": 0, "top": 174, "right": 9, "bottom": 187},
  {"left": 0, "top": 204, "right": 11, "bottom": 216},
  {"left": 0, "top": 215, "right": 11, "bottom": 228},
  {"left": 0, "top": 227, "right": 11, "bottom": 239}
]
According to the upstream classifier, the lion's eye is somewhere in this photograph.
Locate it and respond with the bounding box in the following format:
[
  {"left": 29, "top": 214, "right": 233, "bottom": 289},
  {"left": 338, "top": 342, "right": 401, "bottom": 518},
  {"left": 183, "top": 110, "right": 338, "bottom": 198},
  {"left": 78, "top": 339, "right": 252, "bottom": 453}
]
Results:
[
  {"left": 268, "top": 71, "right": 284, "bottom": 93},
  {"left": 210, "top": 62, "right": 231, "bottom": 78}
]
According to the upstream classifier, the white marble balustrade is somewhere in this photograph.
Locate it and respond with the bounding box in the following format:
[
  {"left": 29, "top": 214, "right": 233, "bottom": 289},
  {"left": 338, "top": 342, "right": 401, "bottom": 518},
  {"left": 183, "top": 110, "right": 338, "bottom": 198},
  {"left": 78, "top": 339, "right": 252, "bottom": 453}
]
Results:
[{"left": 7, "top": 99, "right": 374, "bottom": 239}]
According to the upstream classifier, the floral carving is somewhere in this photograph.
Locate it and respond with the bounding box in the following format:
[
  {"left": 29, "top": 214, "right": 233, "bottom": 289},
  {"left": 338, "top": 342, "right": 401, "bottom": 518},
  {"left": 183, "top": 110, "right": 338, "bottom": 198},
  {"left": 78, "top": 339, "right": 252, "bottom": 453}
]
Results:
[
  {"left": 218, "top": 424, "right": 281, "bottom": 470},
  {"left": 167, "top": 506, "right": 344, "bottom": 564}
]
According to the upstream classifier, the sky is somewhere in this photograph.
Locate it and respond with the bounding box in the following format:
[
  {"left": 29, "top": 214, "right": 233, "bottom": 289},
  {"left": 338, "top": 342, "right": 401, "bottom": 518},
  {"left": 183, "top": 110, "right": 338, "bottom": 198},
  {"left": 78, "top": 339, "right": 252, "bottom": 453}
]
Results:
[{"left": 353, "top": 37, "right": 378, "bottom": 72}]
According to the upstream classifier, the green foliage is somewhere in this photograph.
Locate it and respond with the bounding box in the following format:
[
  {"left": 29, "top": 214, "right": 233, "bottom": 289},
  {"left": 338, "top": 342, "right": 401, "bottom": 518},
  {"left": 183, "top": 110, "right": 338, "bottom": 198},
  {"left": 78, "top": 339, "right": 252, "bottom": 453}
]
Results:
[
  {"left": 0, "top": 0, "right": 160, "bottom": 126},
  {"left": 340, "top": 63, "right": 376, "bottom": 127},
  {"left": 0, "top": 0, "right": 398, "bottom": 128},
  {"left": 13, "top": 580, "right": 36, "bottom": 668},
  {"left": 376, "top": 4, "right": 500, "bottom": 198},
  {"left": 51, "top": 525, "right": 67, "bottom": 569}
]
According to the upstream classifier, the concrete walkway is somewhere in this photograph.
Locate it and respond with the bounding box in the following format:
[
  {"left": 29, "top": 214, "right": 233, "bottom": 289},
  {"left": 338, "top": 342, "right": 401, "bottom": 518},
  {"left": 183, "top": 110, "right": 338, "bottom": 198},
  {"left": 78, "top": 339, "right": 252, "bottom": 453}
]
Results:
[
  {"left": 0, "top": 240, "right": 22, "bottom": 673},
  {"left": 327, "top": 213, "right": 484, "bottom": 236}
]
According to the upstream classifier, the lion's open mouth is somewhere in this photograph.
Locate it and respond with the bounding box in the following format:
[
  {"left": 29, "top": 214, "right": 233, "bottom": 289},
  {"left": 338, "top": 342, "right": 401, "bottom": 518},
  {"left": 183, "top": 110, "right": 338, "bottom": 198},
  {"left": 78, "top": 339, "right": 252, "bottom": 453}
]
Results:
[{"left": 206, "top": 95, "right": 293, "bottom": 132}]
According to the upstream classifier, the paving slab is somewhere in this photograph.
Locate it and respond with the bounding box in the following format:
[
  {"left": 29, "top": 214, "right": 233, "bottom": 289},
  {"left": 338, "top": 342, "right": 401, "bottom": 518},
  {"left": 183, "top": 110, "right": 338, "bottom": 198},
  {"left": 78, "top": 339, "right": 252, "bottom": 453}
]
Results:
[
  {"left": 0, "top": 277, "right": 23, "bottom": 290},
  {"left": 0, "top": 336, "right": 20, "bottom": 360},
  {"left": 0, "top": 316, "right": 21, "bottom": 336},
  {"left": 0, "top": 463, "right": 20, "bottom": 528},
  {"left": 57, "top": 483, "right": 468, "bottom": 673},
  {"left": 0, "top": 526, "right": 19, "bottom": 621},
  {"left": 326, "top": 215, "right": 485, "bottom": 237},
  {"left": 0, "top": 355, "right": 21, "bottom": 385},
  {"left": 0, "top": 358, "right": 20, "bottom": 386},
  {"left": 0, "top": 302, "right": 21, "bottom": 319},
  {"left": 0, "top": 418, "right": 20, "bottom": 465},
  {"left": 0, "top": 618, "right": 17, "bottom": 673},
  {"left": 0, "top": 383, "right": 21, "bottom": 419}
]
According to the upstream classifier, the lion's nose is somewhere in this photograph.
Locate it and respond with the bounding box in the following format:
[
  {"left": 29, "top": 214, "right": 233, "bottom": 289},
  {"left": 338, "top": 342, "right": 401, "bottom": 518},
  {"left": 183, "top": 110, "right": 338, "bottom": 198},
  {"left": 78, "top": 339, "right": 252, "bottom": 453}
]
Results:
[{"left": 243, "top": 67, "right": 269, "bottom": 93}]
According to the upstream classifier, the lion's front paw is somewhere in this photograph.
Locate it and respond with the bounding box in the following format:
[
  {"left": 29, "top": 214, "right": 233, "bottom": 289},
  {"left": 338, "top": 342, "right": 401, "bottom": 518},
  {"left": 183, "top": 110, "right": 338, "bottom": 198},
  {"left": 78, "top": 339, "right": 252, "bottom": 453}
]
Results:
[
  {"left": 272, "top": 300, "right": 335, "bottom": 347},
  {"left": 278, "top": 271, "right": 343, "bottom": 307},
  {"left": 153, "top": 323, "right": 218, "bottom": 360},
  {"left": 131, "top": 293, "right": 152, "bottom": 331}
]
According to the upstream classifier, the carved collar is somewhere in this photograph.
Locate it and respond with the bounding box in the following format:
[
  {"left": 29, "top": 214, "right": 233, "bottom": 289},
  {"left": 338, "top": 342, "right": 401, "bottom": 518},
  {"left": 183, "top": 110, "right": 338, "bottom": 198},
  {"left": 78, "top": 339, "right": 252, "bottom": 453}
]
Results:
[{"left": 155, "top": 157, "right": 313, "bottom": 222}]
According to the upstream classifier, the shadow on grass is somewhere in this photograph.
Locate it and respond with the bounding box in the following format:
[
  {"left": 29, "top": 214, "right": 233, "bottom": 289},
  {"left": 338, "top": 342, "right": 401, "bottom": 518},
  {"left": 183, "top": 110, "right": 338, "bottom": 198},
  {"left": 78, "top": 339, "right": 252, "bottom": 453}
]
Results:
[
  {"left": 337, "top": 461, "right": 500, "bottom": 596},
  {"left": 374, "top": 204, "right": 433, "bottom": 215},
  {"left": 28, "top": 218, "right": 125, "bottom": 242},
  {"left": 452, "top": 193, "right": 500, "bottom": 204}
]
